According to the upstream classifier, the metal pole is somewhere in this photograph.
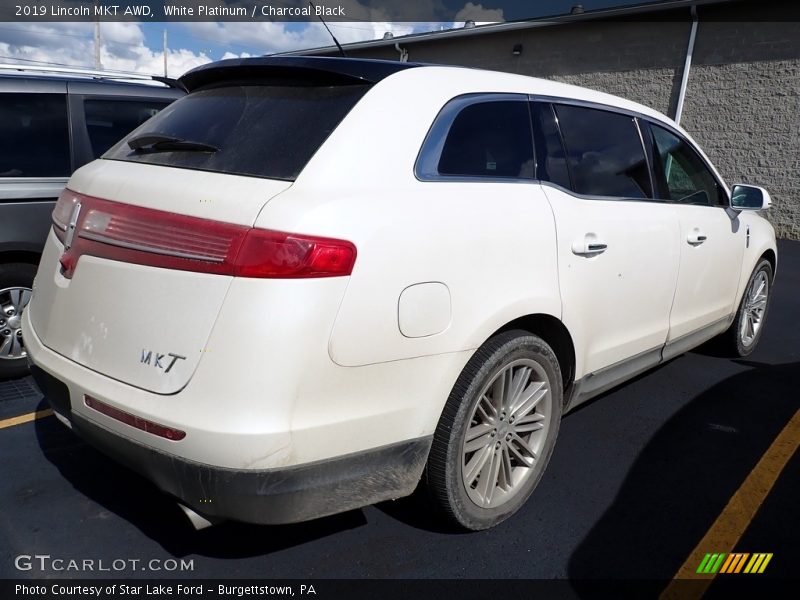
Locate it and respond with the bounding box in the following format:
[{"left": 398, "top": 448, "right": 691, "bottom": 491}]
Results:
[
  {"left": 93, "top": 0, "right": 102, "bottom": 70},
  {"left": 674, "top": 5, "right": 698, "bottom": 125},
  {"left": 163, "top": 29, "right": 168, "bottom": 77}
]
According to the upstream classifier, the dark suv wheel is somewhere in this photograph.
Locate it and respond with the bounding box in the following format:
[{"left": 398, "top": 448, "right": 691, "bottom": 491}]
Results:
[{"left": 0, "top": 262, "right": 37, "bottom": 379}]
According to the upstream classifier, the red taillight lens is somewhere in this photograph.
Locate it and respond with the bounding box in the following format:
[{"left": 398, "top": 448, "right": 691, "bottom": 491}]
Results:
[
  {"left": 235, "top": 229, "right": 356, "bottom": 278},
  {"left": 54, "top": 190, "right": 356, "bottom": 279},
  {"left": 84, "top": 395, "right": 186, "bottom": 441}
]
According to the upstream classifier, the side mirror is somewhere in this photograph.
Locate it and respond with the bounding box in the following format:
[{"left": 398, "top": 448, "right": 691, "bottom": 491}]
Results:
[{"left": 730, "top": 184, "right": 772, "bottom": 210}]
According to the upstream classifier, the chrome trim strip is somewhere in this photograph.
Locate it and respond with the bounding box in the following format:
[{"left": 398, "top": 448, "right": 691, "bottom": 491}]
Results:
[
  {"left": 538, "top": 180, "right": 669, "bottom": 205},
  {"left": 63, "top": 202, "right": 82, "bottom": 251},
  {"left": 77, "top": 231, "right": 226, "bottom": 263}
]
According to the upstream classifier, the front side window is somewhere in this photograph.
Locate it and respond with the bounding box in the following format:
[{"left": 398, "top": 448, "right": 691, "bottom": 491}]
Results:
[
  {"left": 554, "top": 104, "right": 652, "bottom": 199},
  {"left": 0, "top": 93, "right": 70, "bottom": 177},
  {"left": 649, "top": 124, "right": 722, "bottom": 206},
  {"left": 84, "top": 99, "right": 171, "bottom": 157},
  {"left": 436, "top": 100, "right": 534, "bottom": 179}
]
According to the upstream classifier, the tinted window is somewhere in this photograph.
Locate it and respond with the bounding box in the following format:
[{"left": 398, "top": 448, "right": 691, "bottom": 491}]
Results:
[
  {"left": 531, "top": 102, "right": 571, "bottom": 189},
  {"left": 650, "top": 124, "right": 721, "bottom": 206},
  {"left": 105, "top": 84, "right": 369, "bottom": 181},
  {"left": 554, "top": 104, "right": 652, "bottom": 199},
  {"left": 0, "top": 93, "right": 70, "bottom": 177},
  {"left": 84, "top": 99, "right": 170, "bottom": 157},
  {"left": 437, "top": 101, "right": 534, "bottom": 179}
]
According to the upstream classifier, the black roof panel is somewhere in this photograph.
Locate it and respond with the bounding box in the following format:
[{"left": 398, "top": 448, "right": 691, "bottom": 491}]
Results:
[{"left": 179, "top": 56, "right": 424, "bottom": 91}]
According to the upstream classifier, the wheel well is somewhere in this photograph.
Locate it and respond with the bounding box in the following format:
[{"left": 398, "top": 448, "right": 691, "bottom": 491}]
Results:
[
  {"left": 761, "top": 249, "right": 776, "bottom": 276},
  {"left": 494, "top": 314, "right": 576, "bottom": 391},
  {"left": 0, "top": 250, "right": 41, "bottom": 267}
]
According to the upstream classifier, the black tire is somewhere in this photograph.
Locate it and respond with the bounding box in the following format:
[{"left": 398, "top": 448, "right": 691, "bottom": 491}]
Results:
[
  {"left": 0, "top": 262, "right": 38, "bottom": 379},
  {"left": 426, "top": 330, "right": 563, "bottom": 531},
  {"left": 719, "top": 259, "right": 773, "bottom": 358}
]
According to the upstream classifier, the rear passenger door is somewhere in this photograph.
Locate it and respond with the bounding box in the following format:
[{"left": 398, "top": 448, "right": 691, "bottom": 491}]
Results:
[
  {"left": 644, "top": 122, "right": 744, "bottom": 351},
  {"left": 0, "top": 85, "right": 72, "bottom": 253},
  {"left": 533, "top": 102, "right": 680, "bottom": 389}
]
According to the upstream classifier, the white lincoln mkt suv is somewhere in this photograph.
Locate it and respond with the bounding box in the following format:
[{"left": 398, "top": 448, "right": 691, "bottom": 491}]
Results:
[{"left": 23, "top": 57, "right": 776, "bottom": 531}]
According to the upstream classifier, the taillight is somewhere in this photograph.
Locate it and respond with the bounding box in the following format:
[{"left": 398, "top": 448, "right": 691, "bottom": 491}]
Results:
[
  {"left": 235, "top": 229, "right": 356, "bottom": 278},
  {"left": 85, "top": 395, "right": 186, "bottom": 441},
  {"left": 53, "top": 190, "right": 356, "bottom": 279},
  {"left": 51, "top": 189, "right": 80, "bottom": 242}
]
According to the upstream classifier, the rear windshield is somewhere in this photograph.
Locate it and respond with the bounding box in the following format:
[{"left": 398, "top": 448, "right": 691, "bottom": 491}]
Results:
[{"left": 104, "top": 84, "right": 370, "bottom": 181}]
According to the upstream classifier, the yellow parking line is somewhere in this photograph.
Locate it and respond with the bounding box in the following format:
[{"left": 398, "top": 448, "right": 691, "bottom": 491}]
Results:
[
  {"left": 660, "top": 408, "right": 800, "bottom": 600},
  {"left": 0, "top": 408, "right": 54, "bottom": 429}
]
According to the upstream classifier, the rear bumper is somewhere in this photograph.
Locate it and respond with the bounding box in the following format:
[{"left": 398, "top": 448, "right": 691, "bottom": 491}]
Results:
[{"left": 30, "top": 365, "right": 431, "bottom": 524}]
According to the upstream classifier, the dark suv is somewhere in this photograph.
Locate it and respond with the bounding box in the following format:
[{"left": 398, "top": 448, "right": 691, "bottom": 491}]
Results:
[{"left": 0, "top": 65, "right": 183, "bottom": 377}]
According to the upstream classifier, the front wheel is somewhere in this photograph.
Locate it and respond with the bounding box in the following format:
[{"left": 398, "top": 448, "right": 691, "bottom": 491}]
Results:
[
  {"left": 0, "top": 263, "right": 37, "bottom": 379},
  {"left": 721, "top": 259, "right": 773, "bottom": 357},
  {"left": 426, "top": 330, "right": 563, "bottom": 531}
]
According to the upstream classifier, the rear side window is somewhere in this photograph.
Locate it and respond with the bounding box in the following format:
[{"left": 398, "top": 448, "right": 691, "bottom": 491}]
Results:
[
  {"left": 437, "top": 100, "right": 534, "bottom": 179},
  {"left": 105, "top": 84, "right": 370, "bottom": 181},
  {"left": 649, "top": 124, "right": 722, "bottom": 206},
  {"left": 0, "top": 93, "right": 70, "bottom": 177},
  {"left": 84, "top": 99, "right": 171, "bottom": 157},
  {"left": 554, "top": 104, "right": 652, "bottom": 199}
]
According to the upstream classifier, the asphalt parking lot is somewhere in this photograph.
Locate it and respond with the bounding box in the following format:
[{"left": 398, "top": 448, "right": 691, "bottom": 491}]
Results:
[{"left": 1, "top": 240, "right": 798, "bottom": 592}]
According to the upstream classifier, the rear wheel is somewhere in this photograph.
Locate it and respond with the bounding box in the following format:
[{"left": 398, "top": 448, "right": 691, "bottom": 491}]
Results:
[
  {"left": 720, "top": 259, "right": 773, "bottom": 357},
  {"left": 426, "top": 330, "right": 562, "bottom": 530},
  {"left": 0, "top": 263, "right": 37, "bottom": 379}
]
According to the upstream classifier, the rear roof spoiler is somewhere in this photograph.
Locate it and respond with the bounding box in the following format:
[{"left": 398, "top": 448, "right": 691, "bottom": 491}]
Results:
[{"left": 179, "top": 56, "right": 423, "bottom": 92}]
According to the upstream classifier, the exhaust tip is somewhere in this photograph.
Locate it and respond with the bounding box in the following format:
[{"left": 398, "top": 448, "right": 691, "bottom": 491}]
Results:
[{"left": 178, "top": 503, "right": 222, "bottom": 530}]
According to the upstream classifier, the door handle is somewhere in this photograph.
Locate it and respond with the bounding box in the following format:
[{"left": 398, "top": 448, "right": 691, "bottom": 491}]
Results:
[
  {"left": 572, "top": 235, "right": 608, "bottom": 256},
  {"left": 687, "top": 229, "right": 707, "bottom": 245}
]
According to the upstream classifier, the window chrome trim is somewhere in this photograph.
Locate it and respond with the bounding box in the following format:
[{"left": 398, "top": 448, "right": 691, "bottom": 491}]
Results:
[
  {"left": 538, "top": 180, "right": 669, "bottom": 205},
  {"left": 414, "top": 92, "right": 533, "bottom": 183}
]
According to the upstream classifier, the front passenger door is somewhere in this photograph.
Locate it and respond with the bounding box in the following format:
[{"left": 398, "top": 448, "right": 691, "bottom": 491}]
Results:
[{"left": 646, "top": 123, "right": 744, "bottom": 348}]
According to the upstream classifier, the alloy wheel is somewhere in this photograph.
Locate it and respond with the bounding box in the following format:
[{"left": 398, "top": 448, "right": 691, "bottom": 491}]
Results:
[
  {"left": 461, "top": 358, "right": 553, "bottom": 508},
  {"left": 740, "top": 270, "right": 769, "bottom": 347},
  {"left": 0, "top": 287, "right": 32, "bottom": 360}
]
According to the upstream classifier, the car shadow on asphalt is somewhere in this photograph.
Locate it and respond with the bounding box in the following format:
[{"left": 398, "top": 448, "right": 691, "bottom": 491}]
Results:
[
  {"left": 373, "top": 484, "right": 468, "bottom": 535},
  {"left": 566, "top": 359, "right": 799, "bottom": 593},
  {"left": 33, "top": 405, "right": 368, "bottom": 559}
]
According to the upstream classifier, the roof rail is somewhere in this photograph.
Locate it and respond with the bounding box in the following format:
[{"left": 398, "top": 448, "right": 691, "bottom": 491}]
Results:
[{"left": 0, "top": 63, "right": 185, "bottom": 90}]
